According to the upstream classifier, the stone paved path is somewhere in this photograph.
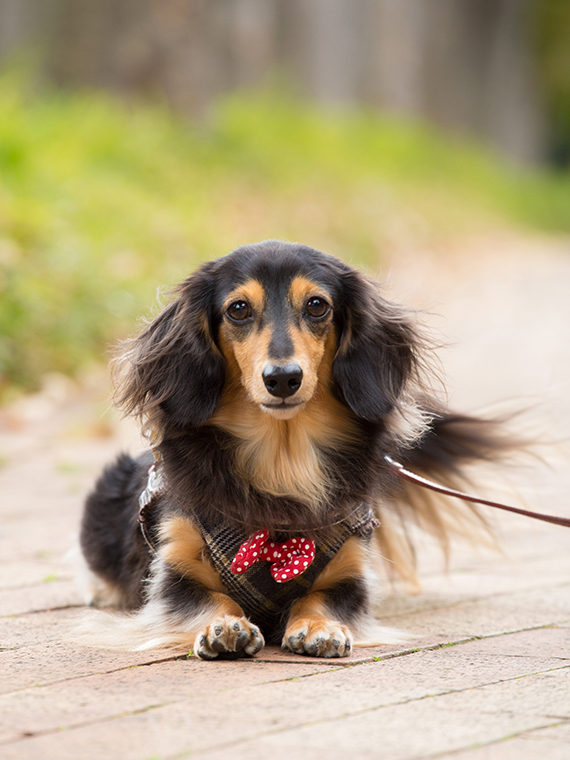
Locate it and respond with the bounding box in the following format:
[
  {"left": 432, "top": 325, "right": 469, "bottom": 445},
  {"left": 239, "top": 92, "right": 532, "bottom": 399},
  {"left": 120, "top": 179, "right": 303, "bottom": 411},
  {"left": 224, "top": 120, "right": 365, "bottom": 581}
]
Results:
[{"left": 1, "top": 234, "right": 569, "bottom": 759}]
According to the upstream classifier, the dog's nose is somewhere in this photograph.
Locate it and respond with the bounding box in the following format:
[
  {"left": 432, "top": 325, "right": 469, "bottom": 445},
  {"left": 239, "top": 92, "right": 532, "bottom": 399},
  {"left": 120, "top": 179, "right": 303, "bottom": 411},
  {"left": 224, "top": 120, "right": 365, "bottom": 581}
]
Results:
[{"left": 262, "top": 364, "right": 303, "bottom": 398}]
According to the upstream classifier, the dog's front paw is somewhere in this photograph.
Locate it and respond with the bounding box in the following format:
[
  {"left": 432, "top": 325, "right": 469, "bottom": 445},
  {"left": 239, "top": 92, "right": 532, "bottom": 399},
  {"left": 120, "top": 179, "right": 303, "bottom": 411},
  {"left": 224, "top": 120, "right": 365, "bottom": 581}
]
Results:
[
  {"left": 282, "top": 618, "right": 353, "bottom": 658},
  {"left": 194, "top": 615, "right": 264, "bottom": 660}
]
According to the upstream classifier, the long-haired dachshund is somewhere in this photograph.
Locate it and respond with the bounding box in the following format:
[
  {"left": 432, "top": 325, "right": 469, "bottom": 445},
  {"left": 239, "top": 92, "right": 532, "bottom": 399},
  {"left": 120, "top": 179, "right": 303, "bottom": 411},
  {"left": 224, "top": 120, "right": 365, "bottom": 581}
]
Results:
[{"left": 79, "top": 240, "right": 512, "bottom": 658}]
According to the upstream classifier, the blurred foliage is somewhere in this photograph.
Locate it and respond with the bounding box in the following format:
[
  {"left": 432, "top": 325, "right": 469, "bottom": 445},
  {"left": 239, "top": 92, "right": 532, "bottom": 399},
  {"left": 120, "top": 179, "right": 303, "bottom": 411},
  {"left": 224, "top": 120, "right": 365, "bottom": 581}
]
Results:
[
  {"left": 1, "top": 70, "right": 570, "bottom": 398},
  {"left": 534, "top": 0, "right": 570, "bottom": 164}
]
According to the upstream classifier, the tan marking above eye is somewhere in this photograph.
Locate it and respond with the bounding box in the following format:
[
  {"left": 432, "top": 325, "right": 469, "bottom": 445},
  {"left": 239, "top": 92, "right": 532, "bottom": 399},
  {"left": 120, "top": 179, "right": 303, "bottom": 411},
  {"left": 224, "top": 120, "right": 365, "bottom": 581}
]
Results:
[
  {"left": 223, "top": 279, "right": 266, "bottom": 318},
  {"left": 288, "top": 276, "right": 332, "bottom": 315}
]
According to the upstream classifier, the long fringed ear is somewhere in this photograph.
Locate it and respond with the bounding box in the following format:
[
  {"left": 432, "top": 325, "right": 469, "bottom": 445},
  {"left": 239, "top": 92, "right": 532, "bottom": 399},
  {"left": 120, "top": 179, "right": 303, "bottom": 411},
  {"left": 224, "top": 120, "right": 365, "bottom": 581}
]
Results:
[
  {"left": 113, "top": 265, "right": 225, "bottom": 435},
  {"left": 332, "top": 271, "right": 419, "bottom": 423}
]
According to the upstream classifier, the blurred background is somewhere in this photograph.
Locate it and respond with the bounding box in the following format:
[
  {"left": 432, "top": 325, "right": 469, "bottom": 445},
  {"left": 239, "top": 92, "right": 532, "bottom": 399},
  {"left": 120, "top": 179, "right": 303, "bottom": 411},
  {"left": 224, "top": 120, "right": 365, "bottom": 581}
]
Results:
[{"left": 1, "top": 0, "right": 570, "bottom": 411}]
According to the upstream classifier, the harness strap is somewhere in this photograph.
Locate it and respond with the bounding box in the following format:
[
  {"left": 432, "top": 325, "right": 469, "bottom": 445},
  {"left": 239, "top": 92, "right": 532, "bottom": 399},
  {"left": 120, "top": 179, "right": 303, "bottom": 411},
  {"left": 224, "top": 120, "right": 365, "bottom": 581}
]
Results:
[
  {"left": 138, "top": 464, "right": 164, "bottom": 553},
  {"left": 385, "top": 455, "right": 570, "bottom": 528}
]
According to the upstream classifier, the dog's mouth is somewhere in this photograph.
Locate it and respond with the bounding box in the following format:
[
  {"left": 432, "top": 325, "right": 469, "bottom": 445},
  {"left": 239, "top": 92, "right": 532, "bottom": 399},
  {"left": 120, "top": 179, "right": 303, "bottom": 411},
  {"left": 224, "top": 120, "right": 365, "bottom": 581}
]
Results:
[{"left": 260, "top": 401, "right": 306, "bottom": 419}]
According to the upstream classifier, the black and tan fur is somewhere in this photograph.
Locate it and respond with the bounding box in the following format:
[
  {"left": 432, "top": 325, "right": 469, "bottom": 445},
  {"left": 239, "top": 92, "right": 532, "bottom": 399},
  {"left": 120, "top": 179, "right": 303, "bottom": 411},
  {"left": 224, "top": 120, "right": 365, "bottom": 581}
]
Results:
[{"left": 79, "top": 241, "right": 513, "bottom": 658}]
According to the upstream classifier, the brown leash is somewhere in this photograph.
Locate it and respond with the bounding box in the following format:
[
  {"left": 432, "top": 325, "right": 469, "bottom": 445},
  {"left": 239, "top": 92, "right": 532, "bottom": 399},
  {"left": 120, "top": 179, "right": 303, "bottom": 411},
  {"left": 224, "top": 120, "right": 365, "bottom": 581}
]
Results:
[{"left": 384, "top": 456, "right": 570, "bottom": 528}]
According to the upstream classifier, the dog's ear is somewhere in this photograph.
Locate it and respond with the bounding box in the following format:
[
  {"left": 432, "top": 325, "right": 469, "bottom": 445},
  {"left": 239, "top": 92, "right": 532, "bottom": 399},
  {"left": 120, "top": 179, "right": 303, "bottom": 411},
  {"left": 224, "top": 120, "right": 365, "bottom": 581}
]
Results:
[
  {"left": 332, "top": 271, "right": 418, "bottom": 423},
  {"left": 114, "top": 265, "right": 225, "bottom": 432}
]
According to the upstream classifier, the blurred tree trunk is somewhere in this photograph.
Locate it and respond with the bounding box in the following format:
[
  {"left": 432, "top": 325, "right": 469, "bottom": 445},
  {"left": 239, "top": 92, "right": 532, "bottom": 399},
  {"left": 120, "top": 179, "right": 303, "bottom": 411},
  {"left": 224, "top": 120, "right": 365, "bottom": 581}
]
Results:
[
  {"left": 420, "top": 0, "right": 544, "bottom": 163},
  {"left": 367, "top": 0, "right": 544, "bottom": 163},
  {"left": 0, "top": 0, "right": 546, "bottom": 164},
  {"left": 44, "top": 0, "right": 280, "bottom": 115},
  {"left": 0, "top": 0, "right": 61, "bottom": 64}
]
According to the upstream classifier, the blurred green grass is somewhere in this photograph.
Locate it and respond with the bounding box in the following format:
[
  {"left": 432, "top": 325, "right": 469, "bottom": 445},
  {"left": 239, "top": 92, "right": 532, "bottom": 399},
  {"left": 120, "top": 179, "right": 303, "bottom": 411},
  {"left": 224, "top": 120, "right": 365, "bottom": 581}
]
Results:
[{"left": 1, "top": 72, "right": 570, "bottom": 399}]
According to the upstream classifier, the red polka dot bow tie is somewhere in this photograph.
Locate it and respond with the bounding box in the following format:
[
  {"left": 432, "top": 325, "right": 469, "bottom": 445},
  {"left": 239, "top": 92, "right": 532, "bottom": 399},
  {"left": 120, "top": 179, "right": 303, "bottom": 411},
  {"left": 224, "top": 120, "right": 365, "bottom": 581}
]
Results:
[{"left": 230, "top": 529, "right": 316, "bottom": 583}]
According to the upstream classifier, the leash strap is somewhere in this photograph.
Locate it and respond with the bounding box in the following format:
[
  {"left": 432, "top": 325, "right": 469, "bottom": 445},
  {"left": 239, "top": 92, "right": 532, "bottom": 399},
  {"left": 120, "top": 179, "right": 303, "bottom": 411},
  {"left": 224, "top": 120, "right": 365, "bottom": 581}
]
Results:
[{"left": 385, "top": 456, "right": 570, "bottom": 528}]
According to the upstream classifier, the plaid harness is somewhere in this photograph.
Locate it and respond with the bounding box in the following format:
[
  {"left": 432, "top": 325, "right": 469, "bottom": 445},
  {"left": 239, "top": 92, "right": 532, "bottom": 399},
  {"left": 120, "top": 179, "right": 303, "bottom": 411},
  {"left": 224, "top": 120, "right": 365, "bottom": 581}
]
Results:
[
  {"left": 192, "top": 505, "right": 378, "bottom": 632},
  {"left": 139, "top": 464, "right": 378, "bottom": 632}
]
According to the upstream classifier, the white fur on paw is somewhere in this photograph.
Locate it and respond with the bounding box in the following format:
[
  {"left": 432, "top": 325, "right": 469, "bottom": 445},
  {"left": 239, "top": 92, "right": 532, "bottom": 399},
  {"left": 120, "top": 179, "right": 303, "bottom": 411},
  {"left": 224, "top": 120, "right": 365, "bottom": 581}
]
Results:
[
  {"left": 282, "top": 618, "right": 353, "bottom": 658},
  {"left": 193, "top": 615, "right": 264, "bottom": 660}
]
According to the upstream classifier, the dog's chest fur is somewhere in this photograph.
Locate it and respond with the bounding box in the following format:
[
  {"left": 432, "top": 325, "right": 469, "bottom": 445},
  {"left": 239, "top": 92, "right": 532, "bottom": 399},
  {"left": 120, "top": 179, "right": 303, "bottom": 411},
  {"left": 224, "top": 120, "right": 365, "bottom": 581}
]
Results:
[{"left": 158, "top": 414, "right": 384, "bottom": 539}]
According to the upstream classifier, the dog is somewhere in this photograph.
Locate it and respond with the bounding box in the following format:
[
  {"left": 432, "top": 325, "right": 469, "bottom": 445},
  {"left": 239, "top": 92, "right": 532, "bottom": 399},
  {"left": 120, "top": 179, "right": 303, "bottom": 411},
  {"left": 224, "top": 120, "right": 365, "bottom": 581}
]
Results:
[{"left": 79, "top": 240, "right": 513, "bottom": 658}]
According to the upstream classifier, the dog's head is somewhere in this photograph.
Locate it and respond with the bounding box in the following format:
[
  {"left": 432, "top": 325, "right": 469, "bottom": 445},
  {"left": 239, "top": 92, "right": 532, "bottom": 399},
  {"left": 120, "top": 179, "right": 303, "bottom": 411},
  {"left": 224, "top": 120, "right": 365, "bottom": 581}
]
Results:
[{"left": 115, "top": 241, "right": 421, "bottom": 436}]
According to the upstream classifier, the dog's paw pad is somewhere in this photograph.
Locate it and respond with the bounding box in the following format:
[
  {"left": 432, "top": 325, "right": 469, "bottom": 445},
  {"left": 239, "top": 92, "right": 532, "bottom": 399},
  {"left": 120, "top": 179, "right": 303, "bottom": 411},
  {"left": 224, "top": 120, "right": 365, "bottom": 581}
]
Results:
[
  {"left": 194, "top": 615, "right": 264, "bottom": 660},
  {"left": 282, "top": 618, "right": 352, "bottom": 658}
]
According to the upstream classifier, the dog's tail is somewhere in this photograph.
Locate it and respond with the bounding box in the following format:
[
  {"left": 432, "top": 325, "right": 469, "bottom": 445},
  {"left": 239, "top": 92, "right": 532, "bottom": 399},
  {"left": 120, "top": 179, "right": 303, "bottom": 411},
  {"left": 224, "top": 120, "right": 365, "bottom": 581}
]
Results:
[
  {"left": 79, "top": 452, "right": 153, "bottom": 609},
  {"left": 377, "top": 410, "right": 525, "bottom": 587},
  {"left": 403, "top": 409, "right": 522, "bottom": 477}
]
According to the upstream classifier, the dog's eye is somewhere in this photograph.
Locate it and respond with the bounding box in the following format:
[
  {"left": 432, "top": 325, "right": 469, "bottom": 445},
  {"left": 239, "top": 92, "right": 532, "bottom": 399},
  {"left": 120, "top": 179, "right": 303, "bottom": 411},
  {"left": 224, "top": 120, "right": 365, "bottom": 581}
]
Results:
[
  {"left": 226, "top": 300, "right": 251, "bottom": 322},
  {"left": 305, "top": 297, "right": 330, "bottom": 319}
]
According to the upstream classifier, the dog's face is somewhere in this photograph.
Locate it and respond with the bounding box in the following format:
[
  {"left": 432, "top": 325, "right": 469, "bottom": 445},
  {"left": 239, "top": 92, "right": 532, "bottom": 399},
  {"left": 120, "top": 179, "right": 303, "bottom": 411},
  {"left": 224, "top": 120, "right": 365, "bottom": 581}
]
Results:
[
  {"left": 116, "top": 241, "right": 420, "bottom": 433},
  {"left": 217, "top": 270, "right": 335, "bottom": 419}
]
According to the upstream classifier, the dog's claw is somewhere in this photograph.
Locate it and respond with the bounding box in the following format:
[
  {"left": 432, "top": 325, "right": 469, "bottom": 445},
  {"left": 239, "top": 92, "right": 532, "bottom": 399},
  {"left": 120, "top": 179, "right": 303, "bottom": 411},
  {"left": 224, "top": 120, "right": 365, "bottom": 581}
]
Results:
[
  {"left": 234, "top": 630, "right": 248, "bottom": 650},
  {"left": 284, "top": 632, "right": 307, "bottom": 654},
  {"left": 194, "top": 615, "right": 264, "bottom": 660},
  {"left": 282, "top": 619, "right": 352, "bottom": 658}
]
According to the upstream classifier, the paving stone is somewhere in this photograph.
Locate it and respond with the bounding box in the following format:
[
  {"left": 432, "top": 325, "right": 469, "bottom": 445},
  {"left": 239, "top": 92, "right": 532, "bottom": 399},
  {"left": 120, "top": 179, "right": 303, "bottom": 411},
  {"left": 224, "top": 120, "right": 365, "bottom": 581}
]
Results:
[
  {"left": 0, "top": 580, "right": 83, "bottom": 618},
  {"left": 446, "top": 720, "right": 570, "bottom": 759},
  {"left": 197, "top": 669, "right": 570, "bottom": 760},
  {"left": 381, "top": 583, "right": 570, "bottom": 639},
  {"left": 0, "top": 513, "right": 80, "bottom": 563},
  {"left": 1, "top": 640, "right": 177, "bottom": 695},
  {"left": 0, "top": 673, "right": 563, "bottom": 760},
  {"left": 0, "top": 655, "right": 347, "bottom": 744},
  {"left": 2, "top": 636, "right": 568, "bottom": 758},
  {"left": 452, "top": 625, "right": 570, "bottom": 660},
  {"left": 0, "top": 561, "right": 73, "bottom": 590},
  {"left": 0, "top": 609, "right": 95, "bottom": 649}
]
